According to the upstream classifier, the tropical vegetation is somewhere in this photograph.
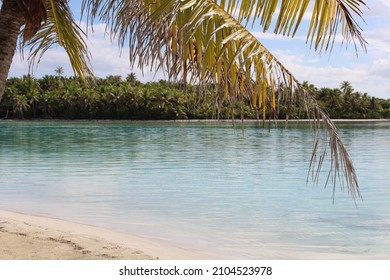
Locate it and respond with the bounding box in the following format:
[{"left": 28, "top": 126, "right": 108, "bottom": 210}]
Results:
[
  {"left": 3, "top": 74, "right": 388, "bottom": 120},
  {"left": 0, "top": 0, "right": 368, "bottom": 200}
]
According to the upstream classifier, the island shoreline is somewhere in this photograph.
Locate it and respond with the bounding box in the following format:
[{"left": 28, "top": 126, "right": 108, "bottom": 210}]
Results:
[{"left": 1, "top": 118, "right": 390, "bottom": 123}]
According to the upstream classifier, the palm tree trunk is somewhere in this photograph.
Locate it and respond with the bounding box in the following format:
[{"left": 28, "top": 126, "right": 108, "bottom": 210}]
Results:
[{"left": 0, "top": 1, "right": 24, "bottom": 101}]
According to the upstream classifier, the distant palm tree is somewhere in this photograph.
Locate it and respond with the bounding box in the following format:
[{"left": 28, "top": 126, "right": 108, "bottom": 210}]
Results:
[
  {"left": 0, "top": 0, "right": 368, "bottom": 199},
  {"left": 340, "top": 81, "right": 354, "bottom": 95},
  {"left": 126, "top": 72, "right": 140, "bottom": 86},
  {"left": 55, "top": 66, "right": 65, "bottom": 77}
]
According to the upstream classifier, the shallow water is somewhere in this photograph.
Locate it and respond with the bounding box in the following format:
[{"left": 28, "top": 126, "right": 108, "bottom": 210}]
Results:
[{"left": 0, "top": 120, "right": 389, "bottom": 259}]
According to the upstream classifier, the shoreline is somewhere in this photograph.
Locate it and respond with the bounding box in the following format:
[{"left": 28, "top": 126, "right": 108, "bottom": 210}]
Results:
[
  {"left": 1, "top": 118, "right": 390, "bottom": 123},
  {"left": 1, "top": 210, "right": 389, "bottom": 260},
  {"left": 0, "top": 209, "right": 222, "bottom": 260}
]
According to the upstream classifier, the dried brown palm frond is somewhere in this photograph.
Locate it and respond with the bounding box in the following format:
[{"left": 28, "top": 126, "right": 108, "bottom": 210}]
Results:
[
  {"left": 301, "top": 87, "right": 361, "bottom": 202},
  {"left": 21, "top": 0, "right": 93, "bottom": 79},
  {"left": 14, "top": 0, "right": 47, "bottom": 42}
]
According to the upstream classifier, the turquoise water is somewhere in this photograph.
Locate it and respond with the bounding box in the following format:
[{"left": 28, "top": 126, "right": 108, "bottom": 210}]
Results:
[{"left": 0, "top": 120, "right": 389, "bottom": 259}]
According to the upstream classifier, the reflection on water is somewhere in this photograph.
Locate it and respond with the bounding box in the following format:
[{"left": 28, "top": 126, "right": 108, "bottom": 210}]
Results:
[{"left": 0, "top": 120, "right": 389, "bottom": 259}]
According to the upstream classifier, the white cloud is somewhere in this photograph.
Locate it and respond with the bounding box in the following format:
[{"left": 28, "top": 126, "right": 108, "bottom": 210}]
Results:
[
  {"left": 10, "top": 47, "right": 74, "bottom": 77},
  {"left": 374, "top": 0, "right": 390, "bottom": 11},
  {"left": 8, "top": 23, "right": 166, "bottom": 81},
  {"left": 252, "top": 31, "right": 307, "bottom": 42},
  {"left": 370, "top": 57, "right": 390, "bottom": 79},
  {"left": 272, "top": 49, "right": 390, "bottom": 98},
  {"left": 365, "top": 28, "right": 390, "bottom": 56}
]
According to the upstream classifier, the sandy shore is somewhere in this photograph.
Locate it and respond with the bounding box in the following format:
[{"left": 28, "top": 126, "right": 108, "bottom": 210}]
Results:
[
  {"left": 2, "top": 210, "right": 389, "bottom": 260},
  {"left": 0, "top": 210, "right": 219, "bottom": 260}
]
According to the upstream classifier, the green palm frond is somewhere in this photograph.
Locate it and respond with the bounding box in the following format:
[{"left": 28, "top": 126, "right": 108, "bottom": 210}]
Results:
[
  {"left": 23, "top": 0, "right": 93, "bottom": 78},
  {"left": 216, "top": 0, "right": 367, "bottom": 52}
]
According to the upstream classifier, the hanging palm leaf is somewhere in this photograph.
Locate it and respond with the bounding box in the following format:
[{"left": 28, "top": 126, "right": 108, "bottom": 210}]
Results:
[{"left": 82, "top": 0, "right": 366, "bottom": 201}]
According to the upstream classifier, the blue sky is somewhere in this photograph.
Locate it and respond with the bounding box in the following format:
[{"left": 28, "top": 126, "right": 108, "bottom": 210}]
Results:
[{"left": 8, "top": 1, "right": 390, "bottom": 98}]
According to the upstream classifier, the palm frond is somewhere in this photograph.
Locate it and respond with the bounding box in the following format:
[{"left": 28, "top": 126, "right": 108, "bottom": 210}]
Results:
[
  {"left": 81, "top": 0, "right": 363, "bottom": 201},
  {"left": 23, "top": 0, "right": 93, "bottom": 78},
  {"left": 216, "top": 0, "right": 367, "bottom": 52}
]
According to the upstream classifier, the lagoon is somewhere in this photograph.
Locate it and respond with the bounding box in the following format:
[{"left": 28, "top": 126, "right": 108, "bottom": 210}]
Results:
[{"left": 0, "top": 120, "right": 389, "bottom": 259}]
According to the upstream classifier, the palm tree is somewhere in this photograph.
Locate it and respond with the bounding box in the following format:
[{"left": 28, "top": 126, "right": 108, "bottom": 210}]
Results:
[
  {"left": 0, "top": 0, "right": 367, "bottom": 200},
  {"left": 340, "top": 81, "right": 354, "bottom": 95},
  {"left": 0, "top": 0, "right": 92, "bottom": 101},
  {"left": 55, "top": 66, "right": 64, "bottom": 77},
  {"left": 126, "top": 72, "right": 140, "bottom": 86},
  {"left": 13, "top": 94, "right": 30, "bottom": 119}
]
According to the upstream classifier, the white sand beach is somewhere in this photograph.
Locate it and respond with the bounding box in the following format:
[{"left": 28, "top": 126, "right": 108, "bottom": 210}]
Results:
[
  {"left": 2, "top": 209, "right": 389, "bottom": 260},
  {"left": 0, "top": 210, "right": 220, "bottom": 260}
]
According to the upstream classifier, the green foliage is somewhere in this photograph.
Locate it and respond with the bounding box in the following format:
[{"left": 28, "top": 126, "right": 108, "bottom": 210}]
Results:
[
  {"left": 1, "top": 76, "right": 389, "bottom": 120},
  {"left": 305, "top": 81, "right": 390, "bottom": 119}
]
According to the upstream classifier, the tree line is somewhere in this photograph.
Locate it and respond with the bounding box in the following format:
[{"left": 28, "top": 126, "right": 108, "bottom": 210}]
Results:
[{"left": 1, "top": 73, "right": 389, "bottom": 120}]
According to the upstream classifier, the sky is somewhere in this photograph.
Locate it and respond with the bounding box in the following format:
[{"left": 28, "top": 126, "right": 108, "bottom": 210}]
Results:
[{"left": 8, "top": 1, "right": 390, "bottom": 99}]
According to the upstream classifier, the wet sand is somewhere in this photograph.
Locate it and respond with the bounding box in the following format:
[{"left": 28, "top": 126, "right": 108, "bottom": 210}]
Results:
[{"left": 0, "top": 210, "right": 218, "bottom": 260}]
